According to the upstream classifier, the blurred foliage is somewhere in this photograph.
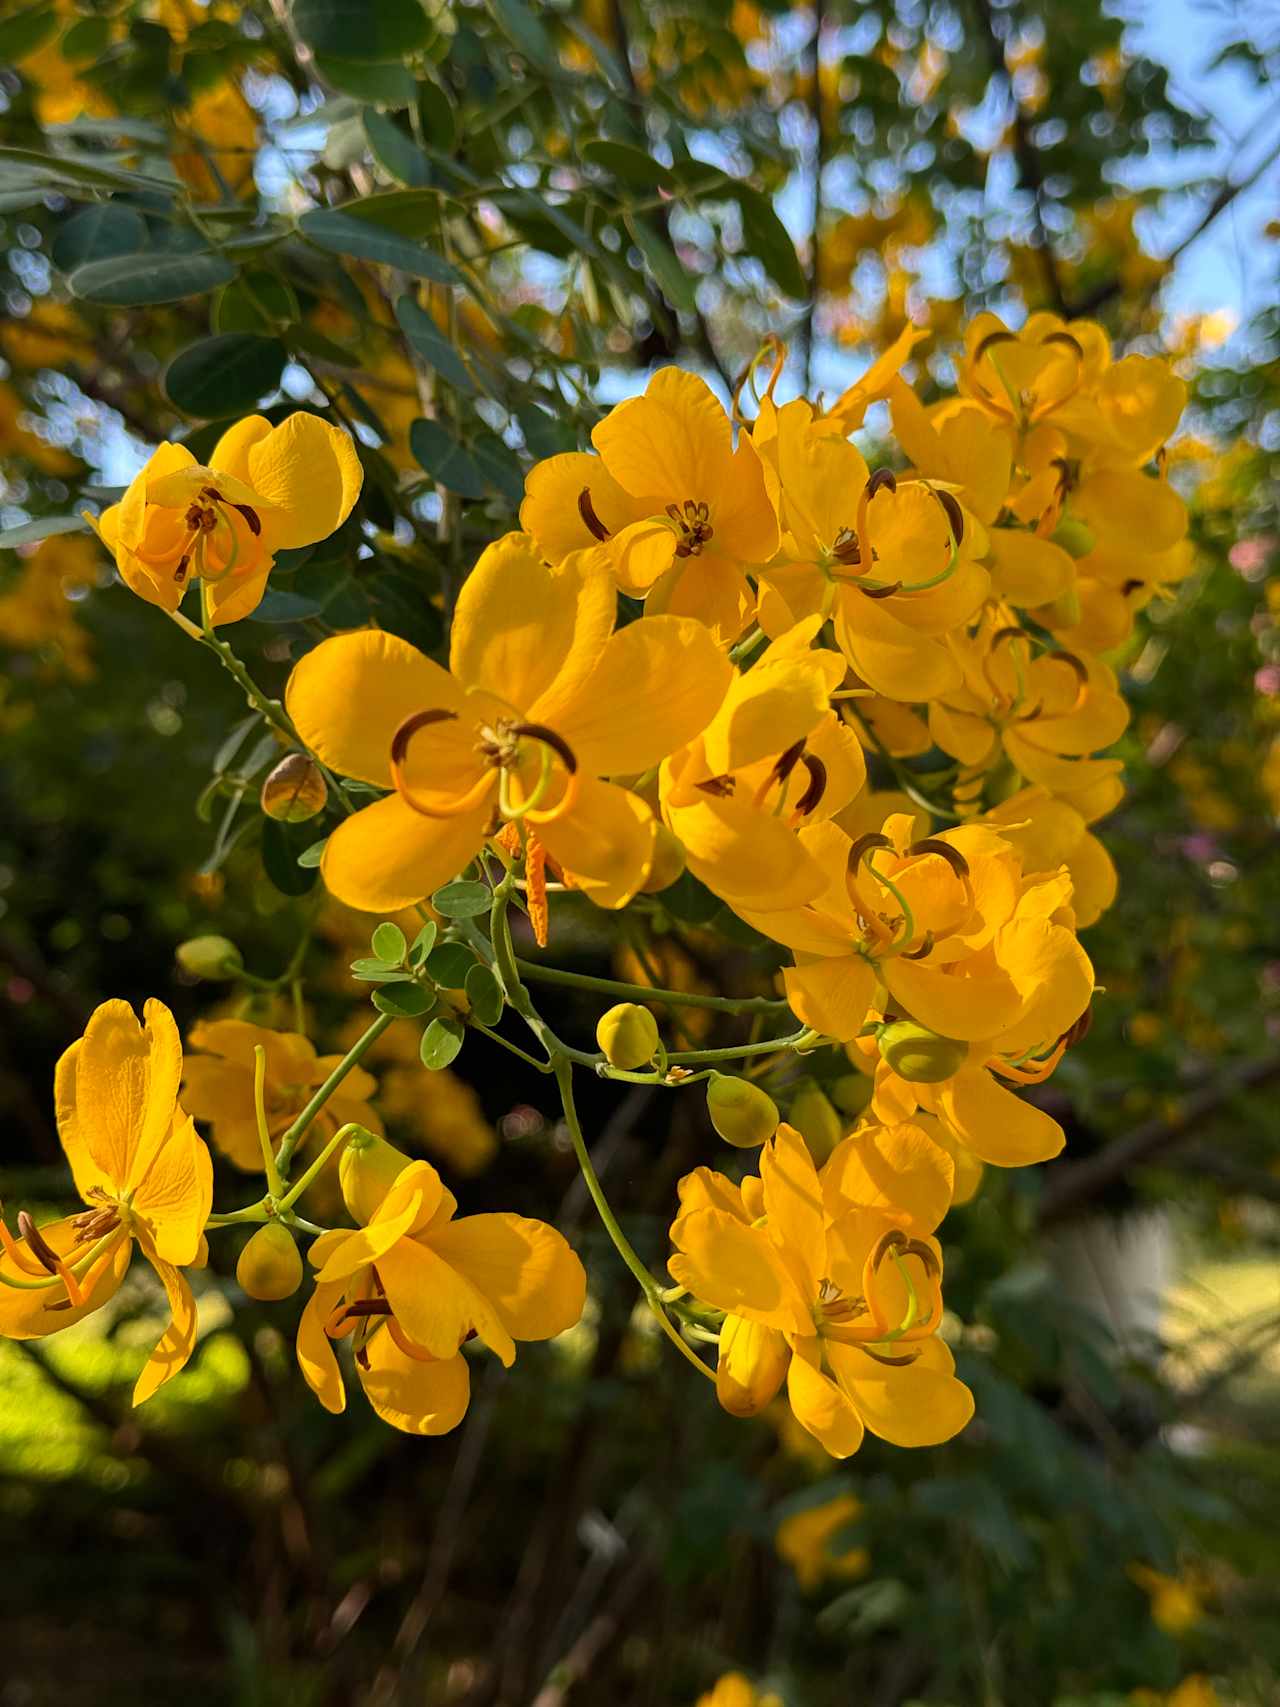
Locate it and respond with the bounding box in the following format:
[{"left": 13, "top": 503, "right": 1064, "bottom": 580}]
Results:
[{"left": 1, "top": 1, "right": 1279, "bottom": 1704}]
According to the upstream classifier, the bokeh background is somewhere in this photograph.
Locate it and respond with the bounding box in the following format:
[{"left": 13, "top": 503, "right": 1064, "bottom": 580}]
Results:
[{"left": 1, "top": 1, "right": 1279, "bottom": 1703}]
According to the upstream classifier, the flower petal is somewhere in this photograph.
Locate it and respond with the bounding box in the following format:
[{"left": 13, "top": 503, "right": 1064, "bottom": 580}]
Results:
[
  {"left": 536, "top": 776, "right": 656, "bottom": 909},
  {"left": 234, "top": 412, "right": 363, "bottom": 550},
  {"left": 827, "top": 1334, "right": 973, "bottom": 1447},
  {"left": 296, "top": 1278, "right": 346, "bottom": 1413},
  {"left": 761, "top": 1124, "right": 825, "bottom": 1299},
  {"left": 320, "top": 793, "right": 490, "bottom": 913},
  {"left": 59, "top": 999, "right": 183, "bottom": 1199},
  {"left": 131, "top": 1111, "right": 214, "bottom": 1267},
  {"left": 377, "top": 1235, "right": 516, "bottom": 1367},
  {"left": 787, "top": 1337, "right": 865, "bottom": 1458},
  {"left": 427, "top": 1213, "right": 586, "bottom": 1342},
  {"left": 0, "top": 1217, "right": 131, "bottom": 1340},
  {"left": 782, "top": 955, "right": 877, "bottom": 1043},
  {"left": 716, "top": 1313, "right": 790, "bottom": 1417},
  {"left": 933, "top": 1067, "right": 1065, "bottom": 1165},
  {"left": 359, "top": 1338, "right": 471, "bottom": 1436},
  {"left": 822, "top": 1121, "right": 955, "bottom": 1234},
  {"left": 668, "top": 1208, "right": 806, "bottom": 1333},
  {"left": 132, "top": 1239, "right": 200, "bottom": 1405}
]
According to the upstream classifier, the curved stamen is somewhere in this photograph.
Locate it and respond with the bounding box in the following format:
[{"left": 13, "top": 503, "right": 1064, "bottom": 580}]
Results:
[
  {"left": 908, "top": 837, "right": 970, "bottom": 880},
  {"left": 791, "top": 754, "right": 827, "bottom": 819},
  {"left": 578, "top": 487, "right": 611, "bottom": 542},
  {"left": 390, "top": 708, "right": 499, "bottom": 821}
]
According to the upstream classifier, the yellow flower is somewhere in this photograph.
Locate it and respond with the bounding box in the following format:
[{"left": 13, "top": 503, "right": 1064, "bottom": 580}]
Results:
[
  {"left": 286, "top": 532, "right": 731, "bottom": 913},
  {"left": 670, "top": 1123, "right": 973, "bottom": 1458},
  {"left": 775, "top": 1492, "right": 869, "bottom": 1590},
  {"left": 660, "top": 619, "right": 867, "bottom": 912},
  {"left": 695, "top": 1675, "right": 783, "bottom": 1707},
  {"left": 1128, "top": 1563, "right": 1208, "bottom": 1636},
  {"left": 521, "top": 368, "right": 780, "bottom": 642},
  {"left": 85, "top": 413, "right": 363, "bottom": 626},
  {"left": 297, "top": 1159, "right": 585, "bottom": 1434},
  {"left": 171, "top": 82, "right": 260, "bottom": 202},
  {"left": 957, "top": 311, "right": 1112, "bottom": 431},
  {"left": 182, "top": 1019, "right": 383, "bottom": 1172},
  {"left": 1130, "top": 1680, "right": 1220, "bottom": 1707},
  {"left": 0, "top": 1000, "right": 212, "bottom": 1405}
]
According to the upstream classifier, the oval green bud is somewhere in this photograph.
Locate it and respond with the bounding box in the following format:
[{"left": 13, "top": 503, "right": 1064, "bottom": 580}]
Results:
[
  {"left": 260, "top": 752, "right": 327, "bottom": 823},
  {"left": 706, "top": 1072, "right": 779, "bottom": 1149},
  {"left": 788, "top": 1082, "right": 844, "bottom": 1166},
  {"left": 1050, "top": 516, "right": 1096, "bottom": 560},
  {"left": 339, "top": 1129, "right": 413, "bottom": 1226},
  {"left": 641, "top": 824, "right": 687, "bottom": 893},
  {"left": 596, "top": 1002, "right": 660, "bottom": 1070},
  {"left": 877, "top": 1020, "right": 968, "bottom": 1085},
  {"left": 236, "top": 1222, "right": 303, "bottom": 1301},
  {"left": 830, "top": 1072, "right": 873, "bottom": 1117},
  {"left": 175, "top": 934, "right": 243, "bottom": 980}
]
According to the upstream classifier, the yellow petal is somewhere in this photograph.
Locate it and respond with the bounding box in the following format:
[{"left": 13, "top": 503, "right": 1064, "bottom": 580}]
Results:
[
  {"left": 204, "top": 560, "right": 272, "bottom": 627},
  {"left": 536, "top": 776, "right": 656, "bottom": 909},
  {"left": 593, "top": 366, "right": 734, "bottom": 503},
  {"left": 835, "top": 588, "right": 960, "bottom": 701},
  {"left": 131, "top": 1111, "right": 214, "bottom": 1267},
  {"left": 716, "top": 1313, "right": 790, "bottom": 1416},
  {"left": 761, "top": 1124, "right": 825, "bottom": 1299},
  {"left": 1071, "top": 469, "right": 1186, "bottom": 555},
  {"left": 0, "top": 1217, "right": 131, "bottom": 1340},
  {"left": 822, "top": 1120, "right": 955, "bottom": 1235},
  {"left": 934, "top": 1067, "right": 1064, "bottom": 1165},
  {"left": 450, "top": 533, "right": 614, "bottom": 711},
  {"left": 296, "top": 1279, "right": 347, "bottom": 1413},
  {"left": 646, "top": 549, "right": 754, "bottom": 645},
  {"left": 320, "top": 793, "right": 490, "bottom": 913},
  {"left": 783, "top": 955, "right": 877, "bottom": 1043},
  {"left": 881, "top": 956, "right": 1024, "bottom": 1043},
  {"left": 827, "top": 1334, "right": 973, "bottom": 1447},
  {"left": 427, "top": 1213, "right": 586, "bottom": 1342},
  {"left": 520, "top": 451, "right": 654, "bottom": 561},
  {"left": 787, "top": 1337, "right": 865, "bottom": 1458},
  {"left": 987, "top": 530, "right": 1074, "bottom": 605},
  {"left": 60, "top": 999, "right": 183, "bottom": 1198},
  {"left": 229, "top": 412, "right": 363, "bottom": 550},
  {"left": 668, "top": 792, "right": 828, "bottom": 912},
  {"left": 359, "top": 1337, "right": 471, "bottom": 1435},
  {"left": 132, "top": 1240, "right": 199, "bottom": 1405},
  {"left": 544, "top": 614, "right": 733, "bottom": 777},
  {"left": 377, "top": 1234, "right": 516, "bottom": 1366},
  {"left": 701, "top": 654, "right": 832, "bottom": 778},
  {"left": 286, "top": 630, "right": 466, "bottom": 789},
  {"left": 668, "top": 1208, "right": 807, "bottom": 1333}
]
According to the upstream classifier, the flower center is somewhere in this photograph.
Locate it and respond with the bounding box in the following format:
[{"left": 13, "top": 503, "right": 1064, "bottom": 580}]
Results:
[
  {"left": 389, "top": 709, "right": 581, "bottom": 826},
  {"left": 666, "top": 499, "right": 714, "bottom": 557}
]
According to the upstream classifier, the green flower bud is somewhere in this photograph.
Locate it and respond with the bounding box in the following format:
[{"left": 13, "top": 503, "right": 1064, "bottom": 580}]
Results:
[
  {"left": 788, "top": 1082, "right": 844, "bottom": 1166},
  {"left": 706, "top": 1072, "right": 779, "bottom": 1149},
  {"left": 830, "top": 1072, "right": 873, "bottom": 1117},
  {"left": 260, "top": 752, "right": 327, "bottom": 822},
  {"left": 175, "top": 935, "right": 242, "bottom": 980},
  {"left": 641, "top": 824, "right": 687, "bottom": 893},
  {"left": 339, "top": 1129, "right": 413, "bottom": 1225},
  {"left": 877, "top": 1020, "right": 968, "bottom": 1084},
  {"left": 1050, "top": 517, "right": 1096, "bottom": 560},
  {"left": 236, "top": 1222, "right": 303, "bottom": 1301},
  {"left": 596, "top": 1002, "right": 660, "bottom": 1070}
]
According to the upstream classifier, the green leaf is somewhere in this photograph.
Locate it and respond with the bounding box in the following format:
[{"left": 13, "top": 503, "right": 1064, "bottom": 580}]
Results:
[
  {"left": 0, "top": 514, "right": 91, "bottom": 550},
  {"left": 470, "top": 435, "right": 526, "bottom": 505},
  {"left": 487, "top": 0, "right": 556, "bottom": 70},
  {"left": 409, "top": 419, "right": 486, "bottom": 499},
  {"left": 261, "top": 818, "right": 320, "bottom": 896},
  {"left": 425, "top": 942, "right": 477, "bottom": 988},
  {"left": 408, "top": 921, "right": 438, "bottom": 965},
  {"left": 431, "top": 880, "right": 492, "bottom": 919},
  {"left": 213, "top": 713, "right": 261, "bottom": 776},
  {"left": 69, "top": 250, "right": 235, "bottom": 306},
  {"left": 628, "top": 215, "right": 697, "bottom": 312},
  {"left": 395, "top": 295, "right": 475, "bottom": 392},
  {"left": 298, "top": 837, "right": 327, "bottom": 869},
  {"left": 372, "top": 982, "right": 433, "bottom": 1017},
  {"left": 420, "top": 1014, "right": 465, "bottom": 1070},
  {"left": 315, "top": 56, "right": 417, "bottom": 106},
  {"left": 464, "top": 963, "right": 503, "bottom": 1026},
  {"left": 363, "top": 108, "right": 431, "bottom": 187},
  {"left": 298, "top": 206, "right": 460, "bottom": 283},
  {"left": 247, "top": 587, "right": 326, "bottom": 623},
  {"left": 372, "top": 921, "right": 407, "bottom": 963},
  {"left": 163, "top": 334, "right": 287, "bottom": 418},
  {"left": 582, "top": 140, "right": 674, "bottom": 193},
  {"left": 50, "top": 203, "right": 148, "bottom": 273},
  {"left": 0, "top": 5, "right": 58, "bottom": 61},
  {"left": 0, "top": 145, "right": 177, "bottom": 199},
  {"left": 214, "top": 272, "right": 299, "bottom": 335},
  {"left": 292, "top": 0, "right": 432, "bottom": 62},
  {"left": 729, "top": 183, "right": 805, "bottom": 298}
]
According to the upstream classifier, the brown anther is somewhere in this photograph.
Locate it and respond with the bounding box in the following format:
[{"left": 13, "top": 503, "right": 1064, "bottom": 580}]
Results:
[
  {"left": 990, "top": 625, "right": 1031, "bottom": 651},
  {"left": 577, "top": 487, "right": 611, "bottom": 542},
  {"left": 174, "top": 552, "right": 191, "bottom": 582},
  {"left": 229, "top": 501, "right": 262, "bottom": 537},
  {"left": 903, "top": 930, "right": 935, "bottom": 961},
  {"left": 1121, "top": 578, "right": 1143, "bottom": 596},
  {"left": 390, "top": 707, "right": 459, "bottom": 766},
  {"left": 509, "top": 722, "right": 578, "bottom": 775},
  {"left": 770, "top": 740, "right": 807, "bottom": 786},
  {"left": 858, "top": 1343, "right": 921, "bottom": 1368},
  {"left": 793, "top": 754, "right": 827, "bottom": 817},
  {"left": 696, "top": 775, "right": 736, "bottom": 798},
  {"left": 866, "top": 468, "right": 897, "bottom": 501},
  {"left": 832, "top": 527, "right": 862, "bottom": 565},
  {"left": 902, "top": 1236, "right": 942, "bottom": 1279},
  {"left": 1045, "top": 649, "right": 1088, "bottom": 689},
  {"left": 972, "top": 329, "right": 1017, "bottom": 364},
  {"left": 860, "top": 580, "right": 903, "bottom": 599},
  {"left": 1042, "top": 330, "right": 1085, "bottom": 359},
  {"left": 355, "top": 1343, "right": 371, "bottom": 1370},
  {"left": 17, "top": 1212, "right": 61, "bottom": 1276},
  {"left": 666, "top": 499, "right": 714, "bottom": 558},
  {"left": 934, "top": 488, "right": 965, "bottom": 544},
  {"left": 908, "top": 837, "right": 971, "bottom": 880},
  {"left": 848, "top": 831, "right": 893, "bottom": 869}
]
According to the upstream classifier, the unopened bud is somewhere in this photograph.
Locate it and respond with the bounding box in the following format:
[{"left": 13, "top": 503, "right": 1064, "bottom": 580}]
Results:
[
  {"left": 596, "top": 1002, "right": 659, "bottom": 1070},
  {"left": 830, "top": 1072, "right": 872, "bottom": 1117},
  {"left": 877, "top": 1020, "right": 968, "bottom": 1084},
  {"left": 641, "top": 825, "right": 687, "bottom": 893},
  {"left": 339, "top": 1128, "right": 413, "bottom": 1225},
  {"left": 1051, "top": 517, "right": 1095, "bottom": 560},
  {"left": 236, "top": 1222, "right": 303, "bottom": 1301},
  {"left": 788, "top": 1082, "right": 843, "bottom": 1166},
  {"left": 176, "top": 935, "right": 242, "bottom": 980},
  {"left": 260, "top": 753, "right": 327, "bottom": 822},
  {"left": 706, "top": 1072, "right": 779, "bottom": 1149}
]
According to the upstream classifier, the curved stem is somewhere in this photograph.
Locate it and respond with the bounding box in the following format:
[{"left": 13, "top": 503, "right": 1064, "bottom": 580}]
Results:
[
  {"left": 276, "top": 1122, "right": 361, "bottom": 1213},
  {"left": 274, "top": 1013, "right": 396, "bottom": 1175},
  {"left": 514, "top": 959, "right": 789, "bottom": 1016},
  {"left": 254, "top": 1045, "right": 286, "bottom": 1199}
]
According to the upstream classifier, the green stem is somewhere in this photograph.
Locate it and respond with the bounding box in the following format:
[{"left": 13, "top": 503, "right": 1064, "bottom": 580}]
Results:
[
  {"left": 274, "top": 1013, "right": 396, "bottom": 1175},
  {"left": 470, "top": 1022, "right": 554, "bottom": 1073},
  {"left": 276, "top": 1122, "right": 361, "bottom": 1213},
  {"left": 553, "top": 1056, "right": 713, "bottom": 1384},
  {"left": 254, "top": 1046, "right": 286, "bottom": 1199},
  {"left": 664, "top": 1029, "right": 811, "bottom": 1065},
  {"left": 514, "top": 959, "right": 789, "bottom": 1015}
]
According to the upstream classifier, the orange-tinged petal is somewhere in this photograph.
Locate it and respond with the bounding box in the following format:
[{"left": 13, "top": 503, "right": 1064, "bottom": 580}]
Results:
[
  {"left": 827, "top": 1333, "right": 972, "bottom": 1446},
  {"left": 426, "top": 1213, "right": 586, "bottom": 1342},
  {"left": 297, "top": 1278, "right": 347, "bottom": 1413},
  {"left": 377, "top": 1234, "right": 516, "bottom": 1366},
  {"left": 822, "top": 1121, "right": 954, "bottom": 1235},
  {"left": 286, "top": 630, "right": 466, "bottom": 789},
  {"left": 0, "top": 1217, "right": 131, "bottom": 1339},
  {"left": 716, "top": 1313, "right": 790, "bottom": 1417},
  {"left": 231, "top": 412, "right": 362, "bottom": 550},
  {"left": 934, "top": 1067, "right": 1064, "bottom": 1165},
  {"left": 359, "top": 1336, "right": 470, "bottom": 1435},
  {"left": 451, "top": 533, "right": 616, "bottom": 711},
  {"left": 668, "top": 1208, "right": 808, "bottom": 1333},
  {"left": 544, "top": 614, "right": 733, "bottom": 777},
  {"left": 783, "top": 955, "right": 877, "bottom": 1043},
  {"left": 58, "top": 999, "right": 183, "bottom": 1199},
  {"left": 131, "top": 1111, "right": 213, "bottom": 1267},
  {"left": 132, "top": 1237, "right": 199, "bottom": 1405},
  {"left": 536, "top": 776, "right": 655, "bottom": 910},
  {"left": 320, "top": 793, "right": 490, "bottom": 913},
  {"left": 787, "top": 1337, "right": 865, "bottom": 1458}
]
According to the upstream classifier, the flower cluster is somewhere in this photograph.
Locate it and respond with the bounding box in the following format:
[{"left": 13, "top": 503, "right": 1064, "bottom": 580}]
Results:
[{"left": 1, "top": 314, "right": 1187, "bottom": 1455}]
